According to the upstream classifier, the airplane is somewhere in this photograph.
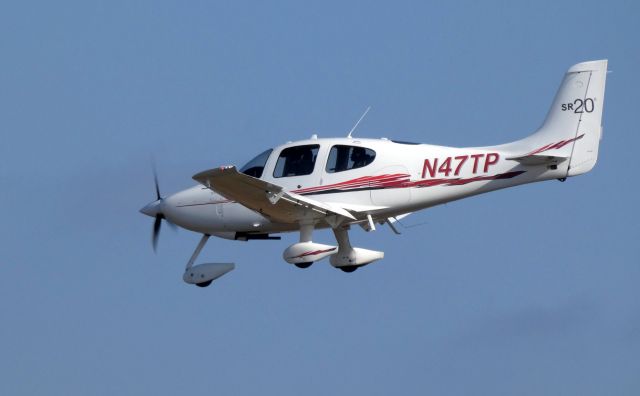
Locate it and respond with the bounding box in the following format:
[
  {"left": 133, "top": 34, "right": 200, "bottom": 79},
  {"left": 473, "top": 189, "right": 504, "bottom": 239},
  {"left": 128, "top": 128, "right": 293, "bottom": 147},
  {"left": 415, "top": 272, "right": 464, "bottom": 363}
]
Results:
[{"left": 140, "top": 59, "right": 608, "bottom": 287}]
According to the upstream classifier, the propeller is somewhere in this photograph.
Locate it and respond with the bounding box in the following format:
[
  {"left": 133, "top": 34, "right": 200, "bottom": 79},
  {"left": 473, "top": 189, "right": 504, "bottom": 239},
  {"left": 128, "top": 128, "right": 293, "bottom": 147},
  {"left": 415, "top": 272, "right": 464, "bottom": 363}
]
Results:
[
  {"left": 140, "top": 166, "right": 176, "bottom": 252},
  {"left": 152, "top": 211, "right": 164, "bottom": 252}
]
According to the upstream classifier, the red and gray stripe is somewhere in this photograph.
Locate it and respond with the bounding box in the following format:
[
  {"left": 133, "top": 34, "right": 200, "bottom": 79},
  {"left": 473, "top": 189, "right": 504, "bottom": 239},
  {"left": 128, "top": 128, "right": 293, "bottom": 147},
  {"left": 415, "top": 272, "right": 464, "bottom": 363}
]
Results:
[
  {"left": 525, "top": 133, "right": 585, "bottom": 156},
  {"left": 288, "top": 247, "right": 337, "bottom": 259},
  {"left": 293, "top": 171, "right": 525, "bottom": 196}
]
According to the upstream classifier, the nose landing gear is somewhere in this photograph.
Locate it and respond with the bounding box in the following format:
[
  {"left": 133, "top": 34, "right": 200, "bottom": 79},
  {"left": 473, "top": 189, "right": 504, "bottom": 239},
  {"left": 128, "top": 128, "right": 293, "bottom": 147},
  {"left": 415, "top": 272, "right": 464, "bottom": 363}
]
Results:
[{"left": 182, "top": 234, "right": 235, "bottom": 287}]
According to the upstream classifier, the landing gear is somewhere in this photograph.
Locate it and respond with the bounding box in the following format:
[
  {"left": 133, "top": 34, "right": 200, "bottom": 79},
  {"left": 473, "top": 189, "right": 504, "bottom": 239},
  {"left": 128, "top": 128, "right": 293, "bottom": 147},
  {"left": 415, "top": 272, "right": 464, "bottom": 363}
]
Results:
[
  {"left": 283, "top": 221, "right": 385, "bottom": 272},
  {"left": 294, "top": 262, "right": 313, "bottom": 269},
  {"left": 283, "top": 221, "right": 336, "bottom": 268},
  {"left": 329, "top": 226, "right": 384, "bottom": 270},
  {"left": 182, "top": 234, "right": 235, "bottom": 287}
]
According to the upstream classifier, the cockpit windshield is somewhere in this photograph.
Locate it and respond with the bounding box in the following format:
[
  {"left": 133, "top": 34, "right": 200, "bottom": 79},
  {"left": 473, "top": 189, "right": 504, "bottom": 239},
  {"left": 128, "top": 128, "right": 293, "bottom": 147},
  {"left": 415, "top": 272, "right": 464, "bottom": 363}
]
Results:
[{"left": 240, "top": 149, "right": 272, "bottom": 178}]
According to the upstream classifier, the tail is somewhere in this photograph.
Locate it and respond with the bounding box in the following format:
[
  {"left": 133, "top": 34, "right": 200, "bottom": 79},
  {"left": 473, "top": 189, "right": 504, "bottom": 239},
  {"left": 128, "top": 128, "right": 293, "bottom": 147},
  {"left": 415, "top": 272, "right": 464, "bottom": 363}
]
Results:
[{"left": 505, "top": 60, "right": 608, "bottom": 176}]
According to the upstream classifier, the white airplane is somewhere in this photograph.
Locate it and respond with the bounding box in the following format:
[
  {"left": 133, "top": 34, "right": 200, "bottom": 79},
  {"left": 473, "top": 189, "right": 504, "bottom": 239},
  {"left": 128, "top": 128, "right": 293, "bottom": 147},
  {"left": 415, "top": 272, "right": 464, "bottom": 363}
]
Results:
[{"left": 141, "top": 60, "right": 608, "bottom": 287}]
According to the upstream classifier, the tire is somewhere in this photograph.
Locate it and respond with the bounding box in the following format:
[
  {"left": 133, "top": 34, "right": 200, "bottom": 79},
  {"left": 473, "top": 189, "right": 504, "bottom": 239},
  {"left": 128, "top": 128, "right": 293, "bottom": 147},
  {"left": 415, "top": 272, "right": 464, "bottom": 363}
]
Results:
[{"left": 294, "top": 262, "right": 313, "bottom": 269}]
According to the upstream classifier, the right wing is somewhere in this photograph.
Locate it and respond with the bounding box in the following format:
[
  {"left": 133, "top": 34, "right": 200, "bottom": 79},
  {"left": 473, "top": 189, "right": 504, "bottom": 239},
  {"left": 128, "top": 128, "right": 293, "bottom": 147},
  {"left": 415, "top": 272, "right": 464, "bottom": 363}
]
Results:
[{"left": 193, "top": 166, "right": 356, "bottom": 226}]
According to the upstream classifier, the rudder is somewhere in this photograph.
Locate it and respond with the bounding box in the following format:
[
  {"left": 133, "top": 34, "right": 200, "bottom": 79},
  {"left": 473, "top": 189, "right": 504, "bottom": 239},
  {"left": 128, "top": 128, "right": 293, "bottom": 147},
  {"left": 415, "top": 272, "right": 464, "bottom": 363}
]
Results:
[{"left": 564, "top": 60, "right": 608, "bottom": 176}]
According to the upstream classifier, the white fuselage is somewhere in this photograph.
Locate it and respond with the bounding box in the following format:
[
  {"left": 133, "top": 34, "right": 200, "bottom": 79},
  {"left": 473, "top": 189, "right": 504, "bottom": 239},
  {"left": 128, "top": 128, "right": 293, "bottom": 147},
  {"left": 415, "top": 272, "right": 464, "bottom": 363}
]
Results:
[{"left": 160, "top": 136, "right": 563, "bottom": 237}]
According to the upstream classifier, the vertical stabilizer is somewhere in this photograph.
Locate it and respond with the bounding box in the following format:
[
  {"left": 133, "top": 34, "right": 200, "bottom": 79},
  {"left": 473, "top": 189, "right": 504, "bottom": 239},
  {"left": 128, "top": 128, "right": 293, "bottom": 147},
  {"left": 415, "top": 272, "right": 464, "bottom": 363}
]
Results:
[{"left": 506, "top": 60, "right": 608, "bottom": 176}]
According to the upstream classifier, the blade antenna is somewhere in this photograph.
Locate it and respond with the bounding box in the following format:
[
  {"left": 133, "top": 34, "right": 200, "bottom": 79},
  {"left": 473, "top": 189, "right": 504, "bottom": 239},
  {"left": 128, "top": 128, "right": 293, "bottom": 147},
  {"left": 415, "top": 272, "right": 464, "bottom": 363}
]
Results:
[{"left": 347, "top": 106, "right": 371, "bottom": 138}]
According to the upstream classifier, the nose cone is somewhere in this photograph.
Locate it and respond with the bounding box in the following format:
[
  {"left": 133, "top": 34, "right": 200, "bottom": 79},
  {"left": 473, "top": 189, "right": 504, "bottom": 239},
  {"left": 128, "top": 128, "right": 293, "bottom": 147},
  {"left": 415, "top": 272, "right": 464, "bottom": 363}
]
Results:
[{"left": 140, "top": 199, "right": 162, "bottom": 218}]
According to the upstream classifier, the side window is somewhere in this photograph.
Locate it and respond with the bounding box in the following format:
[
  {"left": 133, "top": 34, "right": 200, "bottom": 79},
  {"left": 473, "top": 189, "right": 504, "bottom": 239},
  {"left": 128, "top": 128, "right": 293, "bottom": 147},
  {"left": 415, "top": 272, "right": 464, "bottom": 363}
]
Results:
[
  {"left": 240, "top": 149, "right": 272, "bottom": 178},
  {"left": 273, "top": 145, "right": 320, "bottom": 178},
  {"left": 326, "top": 145, "right": 376, "bottom": 173}
]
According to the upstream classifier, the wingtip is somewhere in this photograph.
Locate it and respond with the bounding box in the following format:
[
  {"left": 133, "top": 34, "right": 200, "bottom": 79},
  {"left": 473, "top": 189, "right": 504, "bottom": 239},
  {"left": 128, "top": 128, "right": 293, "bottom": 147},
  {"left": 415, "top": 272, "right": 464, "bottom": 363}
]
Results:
[{"left": 192, "top": 166, "right": 238, "bottom": 184}]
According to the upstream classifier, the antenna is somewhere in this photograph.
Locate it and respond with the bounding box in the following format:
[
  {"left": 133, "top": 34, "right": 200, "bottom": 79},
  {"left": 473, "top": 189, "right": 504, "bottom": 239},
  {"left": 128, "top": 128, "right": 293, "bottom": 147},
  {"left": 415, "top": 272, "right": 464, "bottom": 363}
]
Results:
[{"left": 347, "top": 106, "right": 371, "bottom": 138}]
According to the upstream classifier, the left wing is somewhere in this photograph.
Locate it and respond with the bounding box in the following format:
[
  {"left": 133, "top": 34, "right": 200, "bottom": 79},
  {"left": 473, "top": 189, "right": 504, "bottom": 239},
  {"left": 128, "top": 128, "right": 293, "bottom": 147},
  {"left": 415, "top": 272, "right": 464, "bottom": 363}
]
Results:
[{"left": 193, "top": 166, "right": 356, "bottom": 226}]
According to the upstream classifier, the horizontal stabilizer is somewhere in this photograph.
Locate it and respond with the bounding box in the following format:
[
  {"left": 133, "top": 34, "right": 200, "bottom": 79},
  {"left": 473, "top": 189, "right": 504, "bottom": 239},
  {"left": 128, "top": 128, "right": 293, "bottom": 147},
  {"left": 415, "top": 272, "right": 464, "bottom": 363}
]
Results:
[{"left": 507, "top": 153, "right": 569, "bottom": 165}]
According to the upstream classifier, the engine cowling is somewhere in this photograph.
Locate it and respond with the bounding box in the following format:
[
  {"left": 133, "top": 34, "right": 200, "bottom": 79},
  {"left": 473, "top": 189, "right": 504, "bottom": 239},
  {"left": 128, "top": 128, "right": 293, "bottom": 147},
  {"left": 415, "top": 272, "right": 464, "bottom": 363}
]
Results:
[
  {"left": 283, "top": 242, "right": 337, "bottom": 265},
  {"left": 183, "top": 263, "right": 235, "bottom": 285}
]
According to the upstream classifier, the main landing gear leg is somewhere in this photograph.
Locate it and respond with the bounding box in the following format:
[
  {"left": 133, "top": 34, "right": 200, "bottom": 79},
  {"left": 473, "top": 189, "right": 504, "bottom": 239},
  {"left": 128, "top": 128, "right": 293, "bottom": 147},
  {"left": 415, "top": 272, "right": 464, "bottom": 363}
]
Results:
[
  {"left": 331, "top": 227, "right": 358, "bottom": 273},
  {"left": 294, "top": 221, "right": 316, "bottom": 269},
  {"left": 330, "top": 226, "right": 385, "bottom": 272},
  {"left": 299, "top": 221, "right": 314, "bottom": 243}
]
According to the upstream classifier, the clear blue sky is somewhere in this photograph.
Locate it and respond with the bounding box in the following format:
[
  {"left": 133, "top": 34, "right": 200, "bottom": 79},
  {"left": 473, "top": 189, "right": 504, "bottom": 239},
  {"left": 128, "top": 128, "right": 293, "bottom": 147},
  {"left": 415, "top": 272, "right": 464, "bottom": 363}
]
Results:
[{"left": 1, "top": 1, "right": 638, "bottom": 395}]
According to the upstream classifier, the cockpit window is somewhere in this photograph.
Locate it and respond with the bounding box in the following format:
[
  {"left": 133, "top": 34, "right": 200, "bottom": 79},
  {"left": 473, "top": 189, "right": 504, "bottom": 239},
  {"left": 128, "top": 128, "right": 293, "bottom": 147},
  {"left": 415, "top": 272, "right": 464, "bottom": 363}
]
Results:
[
  {"left": 273, "top": 145, "right": 319, "bottom": 178},
  {"left": 326, "top": 145, "right": 376, "bottom": 173},
  {"left": 240, "top": 149, "right": 272, "bottom": 178}
]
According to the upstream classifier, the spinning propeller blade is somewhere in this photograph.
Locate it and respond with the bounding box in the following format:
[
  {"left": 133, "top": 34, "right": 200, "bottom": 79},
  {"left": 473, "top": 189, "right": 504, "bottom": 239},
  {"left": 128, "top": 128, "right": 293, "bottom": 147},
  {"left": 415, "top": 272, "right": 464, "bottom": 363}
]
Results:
[
  {"left": 153, "top": 166, "right": 161, "bottom": 201},
  {"left": 142, "top": 165, "right": 176, "bottom": 252},
  {"left": 153, "top": 214, "right": 162, "bottom": 252}
]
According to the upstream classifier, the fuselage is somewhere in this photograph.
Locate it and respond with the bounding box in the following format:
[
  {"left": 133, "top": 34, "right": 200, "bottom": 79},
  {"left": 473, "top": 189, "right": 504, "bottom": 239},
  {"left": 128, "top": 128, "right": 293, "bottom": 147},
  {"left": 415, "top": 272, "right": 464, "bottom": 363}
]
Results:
[{"left": 159, "top": 136, "right": 565, "bottom": 237}]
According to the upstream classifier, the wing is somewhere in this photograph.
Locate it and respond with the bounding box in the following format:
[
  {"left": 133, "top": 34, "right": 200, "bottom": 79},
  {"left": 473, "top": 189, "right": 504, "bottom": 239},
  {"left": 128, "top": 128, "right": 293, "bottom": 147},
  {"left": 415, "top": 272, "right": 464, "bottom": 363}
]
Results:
[{"left": 193, "top": 166, "right": 356, "bottom": 226}]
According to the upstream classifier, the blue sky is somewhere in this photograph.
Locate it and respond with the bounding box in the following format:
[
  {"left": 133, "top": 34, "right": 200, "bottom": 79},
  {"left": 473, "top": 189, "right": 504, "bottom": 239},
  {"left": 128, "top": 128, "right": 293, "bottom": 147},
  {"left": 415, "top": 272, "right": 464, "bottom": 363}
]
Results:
[{"left": 1, "top": 1, "right": 638, "bottom": 395}]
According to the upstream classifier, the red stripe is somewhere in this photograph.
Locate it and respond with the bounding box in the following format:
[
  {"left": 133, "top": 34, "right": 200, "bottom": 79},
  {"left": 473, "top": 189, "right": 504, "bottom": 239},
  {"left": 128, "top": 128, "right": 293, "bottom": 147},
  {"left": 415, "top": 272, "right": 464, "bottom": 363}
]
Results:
[
  {"left": 525, "top": 133, "right": 585, "bottom": 156},
  {"left": 289, "top": 247, "right": 337, "bottom": 259},
  {"left": 293, "top": 174, "right": 410, "bottom": 194},
  {"left": 290, "top": 171, "right": 525, "bottom": 196},
  {"left": 527, "top": 143, "right": 555, "bottom": 156}
]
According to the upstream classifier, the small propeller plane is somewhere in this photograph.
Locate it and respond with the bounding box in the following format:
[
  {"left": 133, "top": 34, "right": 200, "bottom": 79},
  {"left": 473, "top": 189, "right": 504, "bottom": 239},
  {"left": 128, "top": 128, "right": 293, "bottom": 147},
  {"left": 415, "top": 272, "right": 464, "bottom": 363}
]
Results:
[{"left": 140, "top": 60, "right": 608, "bottom": 287}]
